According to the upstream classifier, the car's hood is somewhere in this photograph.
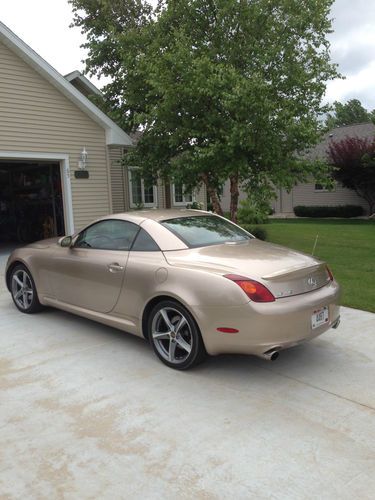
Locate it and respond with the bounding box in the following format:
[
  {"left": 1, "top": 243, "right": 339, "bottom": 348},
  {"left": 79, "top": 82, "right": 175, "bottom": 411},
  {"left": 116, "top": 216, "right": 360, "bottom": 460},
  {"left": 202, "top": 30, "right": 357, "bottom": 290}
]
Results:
[
  {"left": 26, "top": 237, "right": 60, "bottom": 249},
  {"left": 164, "top": 239, "right": 330, "bottom": 297}
]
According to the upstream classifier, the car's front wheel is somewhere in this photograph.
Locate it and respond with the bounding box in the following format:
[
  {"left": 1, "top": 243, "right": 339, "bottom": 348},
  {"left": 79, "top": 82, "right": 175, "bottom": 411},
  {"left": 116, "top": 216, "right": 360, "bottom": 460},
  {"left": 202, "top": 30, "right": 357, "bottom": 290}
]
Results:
[
  {"left": 10, "top": 264, "right": 42, "bottom": 314},
  {"left": 148, "top": 300, "right": 206, "bottom": 370}
]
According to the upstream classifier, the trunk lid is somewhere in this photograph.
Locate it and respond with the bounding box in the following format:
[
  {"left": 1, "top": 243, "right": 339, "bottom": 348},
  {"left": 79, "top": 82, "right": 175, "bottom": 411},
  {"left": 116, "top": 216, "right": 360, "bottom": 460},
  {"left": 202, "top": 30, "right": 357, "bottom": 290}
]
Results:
[{"left": 164, "top": 239, "right": 331, "bottom": 298}]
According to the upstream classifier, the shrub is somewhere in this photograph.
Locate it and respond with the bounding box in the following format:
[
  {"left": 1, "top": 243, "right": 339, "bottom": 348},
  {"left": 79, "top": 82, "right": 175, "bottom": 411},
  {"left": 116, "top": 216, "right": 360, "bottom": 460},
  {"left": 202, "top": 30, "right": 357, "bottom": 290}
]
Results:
[
  {"left": 237, "top": 198, "right": 269, "bottom": 225},
  {"left": 186, "top": 201, "right": 203, "bottom": 210},
  {"left": 240, "top": 224, "right": 267, "bottom": 240},
  {"left": 294, "top": 205, "right": 364, "bottom": 218}
]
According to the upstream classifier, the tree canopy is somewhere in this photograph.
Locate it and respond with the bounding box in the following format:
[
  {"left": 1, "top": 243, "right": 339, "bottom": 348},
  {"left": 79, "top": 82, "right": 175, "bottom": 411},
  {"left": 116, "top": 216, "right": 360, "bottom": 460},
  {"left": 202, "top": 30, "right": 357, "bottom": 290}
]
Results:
[
  {"left": 70, "top": 0, "right": 339, "bottom": 220},
  {"left": 328, "top": 137, "right": 375, "bottom": 214},
  {"left": 325, "top": 99, "right": 375, "bottom": 130}
]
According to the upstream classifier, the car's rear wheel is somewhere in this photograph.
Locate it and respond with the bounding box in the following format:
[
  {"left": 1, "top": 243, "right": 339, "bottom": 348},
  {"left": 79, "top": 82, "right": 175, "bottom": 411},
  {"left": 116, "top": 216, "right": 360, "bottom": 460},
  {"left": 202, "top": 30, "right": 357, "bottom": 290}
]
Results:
[
  {"left": 10, "top": 264, "right": 42, "bottom": 314},
  {"left": 148, "top": 300, "right": 206, "bottom": 370}
]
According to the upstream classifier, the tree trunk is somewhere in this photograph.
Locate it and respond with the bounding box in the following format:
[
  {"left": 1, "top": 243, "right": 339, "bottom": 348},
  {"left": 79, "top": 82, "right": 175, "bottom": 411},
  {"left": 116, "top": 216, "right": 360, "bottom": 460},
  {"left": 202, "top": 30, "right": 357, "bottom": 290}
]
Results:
[
  {"left": 355, "top": 188, "right": 375, "bottom": 215},
  {"left": 229, "top": 173, "right": 240, "bottom": 223},
  {"left": 368, "top": 199, "right": 375, "bottom": 215},
  {"left": 201, "top": 174, "right": 223, "bottom": 216},
  {"left": 206, "top": 185, "right": 224, "bottom": 216},
  {"left": 364, "top": 193, "right": 375, "bottom": 215}
]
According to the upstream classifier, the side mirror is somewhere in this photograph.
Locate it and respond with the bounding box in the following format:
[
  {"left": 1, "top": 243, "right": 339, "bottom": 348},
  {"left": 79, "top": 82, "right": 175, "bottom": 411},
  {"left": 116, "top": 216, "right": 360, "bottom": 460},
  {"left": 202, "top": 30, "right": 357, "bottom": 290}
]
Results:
[{"left": 58, "top": 236, "right": 73, "bottom": 247}]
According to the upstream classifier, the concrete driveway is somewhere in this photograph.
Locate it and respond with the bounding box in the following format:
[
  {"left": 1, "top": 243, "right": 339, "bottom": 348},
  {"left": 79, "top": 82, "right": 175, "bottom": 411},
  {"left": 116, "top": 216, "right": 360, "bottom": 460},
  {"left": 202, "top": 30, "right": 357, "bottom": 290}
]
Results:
[{"left": 1, "top": 247, "right": 375, "bottom": 499}]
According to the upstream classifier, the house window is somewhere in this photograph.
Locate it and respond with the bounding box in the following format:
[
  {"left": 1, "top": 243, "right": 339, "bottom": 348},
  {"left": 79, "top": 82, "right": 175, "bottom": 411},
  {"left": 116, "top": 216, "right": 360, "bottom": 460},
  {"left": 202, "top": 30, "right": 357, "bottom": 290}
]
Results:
[
  {"left": 314, "top": 183, "right": 335, "bottom": 192},
  {"left": 128, "top": 169, "right": 157, "bottom": 208},
  {"left": 315, "top": 183, "right": 328, "bottom": 192},
  {"left": 173, "top": 183, "right": 194, "bottom": 206}
]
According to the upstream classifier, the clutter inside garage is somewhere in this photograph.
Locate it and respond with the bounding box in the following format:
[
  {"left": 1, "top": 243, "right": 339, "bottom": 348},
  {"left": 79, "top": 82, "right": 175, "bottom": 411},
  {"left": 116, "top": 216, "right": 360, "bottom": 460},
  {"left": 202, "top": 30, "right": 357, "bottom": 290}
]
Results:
[{"left": 0, "top": 161, "right": 65, "bottom": 244}]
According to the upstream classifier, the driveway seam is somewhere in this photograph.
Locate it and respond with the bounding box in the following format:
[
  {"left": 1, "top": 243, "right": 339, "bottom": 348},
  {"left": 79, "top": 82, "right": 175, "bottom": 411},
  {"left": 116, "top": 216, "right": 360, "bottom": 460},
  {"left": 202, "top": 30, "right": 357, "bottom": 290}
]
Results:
[{"left": 262, "top": 366, "right": 375, "bottom": 412}]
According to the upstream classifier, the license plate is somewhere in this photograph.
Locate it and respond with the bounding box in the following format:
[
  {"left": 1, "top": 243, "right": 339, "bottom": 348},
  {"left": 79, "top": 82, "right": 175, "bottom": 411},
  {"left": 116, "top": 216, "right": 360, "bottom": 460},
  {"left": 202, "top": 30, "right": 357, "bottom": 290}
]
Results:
[{"left": 311, "top": 306, "right": 329, "bottom": 329}]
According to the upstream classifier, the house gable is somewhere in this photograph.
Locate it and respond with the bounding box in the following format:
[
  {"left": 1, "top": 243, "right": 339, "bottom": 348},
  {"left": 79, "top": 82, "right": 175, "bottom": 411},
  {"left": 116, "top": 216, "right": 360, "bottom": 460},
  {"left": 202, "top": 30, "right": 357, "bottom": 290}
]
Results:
[{"left": 0, "top": 21, "right": 132, "bottom": 147}]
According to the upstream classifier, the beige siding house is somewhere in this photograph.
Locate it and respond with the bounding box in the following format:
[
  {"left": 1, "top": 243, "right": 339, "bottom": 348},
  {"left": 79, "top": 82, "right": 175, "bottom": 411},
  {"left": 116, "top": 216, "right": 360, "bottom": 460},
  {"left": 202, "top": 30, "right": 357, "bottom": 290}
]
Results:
[
  {"left": 0, "top": 21, "right": 132, "bottom": 241},
  {"left": 109, "top": 143, "right": 207, "bottom": 214},
  {"left": 0, "top": 22, "right": 206, "bottom": 245}
]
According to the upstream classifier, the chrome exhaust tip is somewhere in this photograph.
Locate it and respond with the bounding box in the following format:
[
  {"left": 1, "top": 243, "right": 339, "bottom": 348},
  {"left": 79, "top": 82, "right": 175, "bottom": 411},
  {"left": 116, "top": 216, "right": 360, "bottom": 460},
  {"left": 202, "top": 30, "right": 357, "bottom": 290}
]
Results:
[
  {"left": 262, "top": 349, "right": 280, "bottom": 361},
  {"left": 332, "top": 317, "right": 341, "bottom": 329}
]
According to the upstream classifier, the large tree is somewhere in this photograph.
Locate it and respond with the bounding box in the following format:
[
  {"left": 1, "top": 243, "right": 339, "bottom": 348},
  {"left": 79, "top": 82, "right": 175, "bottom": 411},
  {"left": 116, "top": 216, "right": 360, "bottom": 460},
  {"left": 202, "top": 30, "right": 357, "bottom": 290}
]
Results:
[
  {"left": 325, "top": 99, "right": 374, "bottom": 130},
  {"left": 70, "top": 0, "right": 339, "bottom": 221},
  {"left": 328, "top": 137, "right": 375, "bottom": 214}
]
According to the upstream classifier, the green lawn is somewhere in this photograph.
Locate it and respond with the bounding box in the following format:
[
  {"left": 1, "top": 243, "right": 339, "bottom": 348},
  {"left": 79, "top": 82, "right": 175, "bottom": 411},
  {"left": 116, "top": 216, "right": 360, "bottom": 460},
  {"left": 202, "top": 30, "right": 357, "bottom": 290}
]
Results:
[{"left": 258, "top": 219, "right": 375, "bottom": 313}]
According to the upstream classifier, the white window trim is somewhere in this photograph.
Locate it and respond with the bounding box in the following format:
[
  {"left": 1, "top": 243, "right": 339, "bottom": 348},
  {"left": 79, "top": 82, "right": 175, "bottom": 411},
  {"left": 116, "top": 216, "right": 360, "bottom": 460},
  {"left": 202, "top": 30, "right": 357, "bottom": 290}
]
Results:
[
  {"left": 172, "top": 183, "right": 195, "bottom": 206},
  {"left": 128, "top": 168, "right": 158, "bottom": 208},
  {"left": 0, "top": 150, "right": 74, "bottom": 235}
]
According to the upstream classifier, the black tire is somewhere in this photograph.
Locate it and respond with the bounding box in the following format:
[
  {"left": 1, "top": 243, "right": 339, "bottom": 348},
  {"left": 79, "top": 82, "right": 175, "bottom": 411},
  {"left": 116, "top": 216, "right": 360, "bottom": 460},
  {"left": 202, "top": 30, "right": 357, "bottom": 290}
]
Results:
[
  {"left": 10, "top": 264, "right": 43, "bottom": 314},
  {"left": 148, "top": 300, "right": 206, "bottom": 370}
]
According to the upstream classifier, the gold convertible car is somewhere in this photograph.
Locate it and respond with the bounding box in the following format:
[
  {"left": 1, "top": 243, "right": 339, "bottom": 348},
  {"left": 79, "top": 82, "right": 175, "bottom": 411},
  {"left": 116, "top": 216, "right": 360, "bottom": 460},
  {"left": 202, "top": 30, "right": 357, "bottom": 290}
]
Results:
[{"left": 5, "top": 210, "right": 340, "bottom": 369}]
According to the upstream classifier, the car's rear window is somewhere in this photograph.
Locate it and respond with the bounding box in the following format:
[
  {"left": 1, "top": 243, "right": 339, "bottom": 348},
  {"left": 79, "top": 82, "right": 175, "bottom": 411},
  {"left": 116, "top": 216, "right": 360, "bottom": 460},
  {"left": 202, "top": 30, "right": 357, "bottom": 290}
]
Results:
[{"left": 161, "top": 215, "right": 252, "bottom": 248}]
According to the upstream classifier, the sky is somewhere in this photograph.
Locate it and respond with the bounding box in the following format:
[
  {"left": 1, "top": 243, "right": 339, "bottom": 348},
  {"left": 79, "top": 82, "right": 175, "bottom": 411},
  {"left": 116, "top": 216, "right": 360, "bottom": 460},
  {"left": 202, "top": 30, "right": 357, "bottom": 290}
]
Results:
[{"left": 1, "top": 0, "right": 375, "bottom": 111}]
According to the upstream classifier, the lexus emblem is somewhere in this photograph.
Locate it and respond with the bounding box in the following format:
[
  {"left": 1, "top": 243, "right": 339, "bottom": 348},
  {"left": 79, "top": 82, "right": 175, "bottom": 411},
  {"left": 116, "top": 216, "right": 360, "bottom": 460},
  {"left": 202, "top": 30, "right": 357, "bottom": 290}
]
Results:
[{"left": 307, "top": 277, "right": 317, "bottom": 287}]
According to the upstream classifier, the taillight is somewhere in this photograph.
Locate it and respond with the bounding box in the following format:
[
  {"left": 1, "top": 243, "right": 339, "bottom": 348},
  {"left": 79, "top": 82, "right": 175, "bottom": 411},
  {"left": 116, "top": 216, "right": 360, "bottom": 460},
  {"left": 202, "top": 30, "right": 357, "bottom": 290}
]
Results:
[
  {"left": 326, "top": 265, "right": 334, "bottom": 281},
  {"left": 225, "top": 274, "right": 275, "bottom": 302}
]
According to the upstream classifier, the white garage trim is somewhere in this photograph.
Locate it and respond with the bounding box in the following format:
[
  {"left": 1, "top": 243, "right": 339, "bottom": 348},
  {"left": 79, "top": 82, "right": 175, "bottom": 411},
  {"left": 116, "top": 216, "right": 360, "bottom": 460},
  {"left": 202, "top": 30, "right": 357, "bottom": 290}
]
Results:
[{"left": 0, "top": 151, "right": 74, "bottom": 235}]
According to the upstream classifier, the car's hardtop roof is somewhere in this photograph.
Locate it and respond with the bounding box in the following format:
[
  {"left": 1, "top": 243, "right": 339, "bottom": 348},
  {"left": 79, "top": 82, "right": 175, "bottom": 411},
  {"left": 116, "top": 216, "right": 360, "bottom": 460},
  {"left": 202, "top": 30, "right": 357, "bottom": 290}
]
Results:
[{"left": 108, "top": 209, "right": 214, "bottom": 223}]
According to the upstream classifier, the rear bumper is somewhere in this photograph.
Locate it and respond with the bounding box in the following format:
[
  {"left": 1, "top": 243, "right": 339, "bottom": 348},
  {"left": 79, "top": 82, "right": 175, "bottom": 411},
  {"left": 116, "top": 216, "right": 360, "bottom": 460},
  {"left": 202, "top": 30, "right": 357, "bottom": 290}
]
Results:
[{"left": 193, "top": 281, "right": 340, "bottom": 357}]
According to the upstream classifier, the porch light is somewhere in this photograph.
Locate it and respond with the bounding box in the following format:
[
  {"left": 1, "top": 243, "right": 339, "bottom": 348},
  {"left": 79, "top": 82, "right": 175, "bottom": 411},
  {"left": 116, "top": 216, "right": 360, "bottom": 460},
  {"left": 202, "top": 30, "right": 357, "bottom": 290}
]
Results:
[{"left": 78, "top": 148, "right": 88, "bottom": 169}]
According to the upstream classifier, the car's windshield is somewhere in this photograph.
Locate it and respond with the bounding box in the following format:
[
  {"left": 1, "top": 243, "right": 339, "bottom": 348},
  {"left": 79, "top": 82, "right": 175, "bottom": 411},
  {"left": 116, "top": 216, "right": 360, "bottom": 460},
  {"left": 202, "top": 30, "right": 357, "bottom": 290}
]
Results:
[{"left": 161, "top": 215, "right": 253, "bottom": 248}]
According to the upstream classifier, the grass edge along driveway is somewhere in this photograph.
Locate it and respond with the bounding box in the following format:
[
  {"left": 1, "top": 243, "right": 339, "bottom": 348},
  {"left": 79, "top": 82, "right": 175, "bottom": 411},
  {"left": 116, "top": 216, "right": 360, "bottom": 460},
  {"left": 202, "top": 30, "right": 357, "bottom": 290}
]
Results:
[{"left": 258, "top": 219, "right": 375, "bottom": 313}]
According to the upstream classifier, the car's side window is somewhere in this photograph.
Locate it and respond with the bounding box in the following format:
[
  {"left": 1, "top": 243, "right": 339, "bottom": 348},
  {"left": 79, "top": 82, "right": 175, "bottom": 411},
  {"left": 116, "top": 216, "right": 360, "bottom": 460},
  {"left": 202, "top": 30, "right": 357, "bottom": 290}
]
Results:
[
  {"left": 75, "top": 220, "right": 139, "bottom": 250},
  {"left": 131, "top": 228, "right": 160, "bottom": 251}
]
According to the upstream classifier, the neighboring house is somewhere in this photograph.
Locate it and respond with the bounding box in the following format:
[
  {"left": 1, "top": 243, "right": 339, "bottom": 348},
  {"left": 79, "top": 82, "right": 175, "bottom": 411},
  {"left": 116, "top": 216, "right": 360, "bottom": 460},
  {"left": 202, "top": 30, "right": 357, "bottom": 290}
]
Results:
[
  {"left": 0, "top": 22, "right": 206, "bottom": 245},
  {"left": 272, "top": 123, "right": 375, "bottom": 215},
  {"left": 220, "top": 122, "right": 375, "bottom": 215}
]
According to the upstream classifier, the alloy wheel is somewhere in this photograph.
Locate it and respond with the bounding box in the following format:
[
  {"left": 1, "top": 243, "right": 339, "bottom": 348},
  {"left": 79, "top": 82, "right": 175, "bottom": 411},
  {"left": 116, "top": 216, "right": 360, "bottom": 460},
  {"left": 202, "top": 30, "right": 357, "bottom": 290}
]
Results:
[
  {"left": 151, "top": 307, "right": 193, "bottom": 364},
  {"left": 11, "top": 269, "right": 34, "bottom": 310}
]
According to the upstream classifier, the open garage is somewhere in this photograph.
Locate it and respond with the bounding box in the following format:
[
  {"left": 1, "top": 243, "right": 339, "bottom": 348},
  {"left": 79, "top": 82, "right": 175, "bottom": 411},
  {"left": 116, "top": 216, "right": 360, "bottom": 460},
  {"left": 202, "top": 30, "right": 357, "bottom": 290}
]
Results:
[
  {"left": 0, "top": 21, "right": 132, "bottom": 245},
  {"left": 0, "top": 160, "right": 65, "bottom": 244}
]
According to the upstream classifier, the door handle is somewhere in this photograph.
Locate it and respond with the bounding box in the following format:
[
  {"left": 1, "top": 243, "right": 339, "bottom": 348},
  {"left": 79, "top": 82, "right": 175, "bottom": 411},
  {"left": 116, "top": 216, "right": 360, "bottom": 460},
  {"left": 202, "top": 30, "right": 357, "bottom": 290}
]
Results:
[{"left": 107, "top": 263, "right": 125, "bottom": 273}]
